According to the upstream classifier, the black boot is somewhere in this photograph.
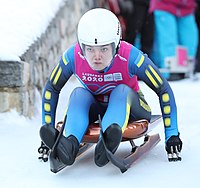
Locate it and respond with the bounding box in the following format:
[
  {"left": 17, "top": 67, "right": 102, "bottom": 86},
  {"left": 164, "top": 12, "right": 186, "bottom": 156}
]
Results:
[
  {"left": 40, "top": 125, "right": 79, "bottom": 165},
  {"left": 95, "top": 123, "right": 122, "bottom": 167},
  {"left": 39, "top": 124, "right": 59, "bottom": 149},
  {"left": 56, "top": 135, "right": 79, "bottom": 165}
]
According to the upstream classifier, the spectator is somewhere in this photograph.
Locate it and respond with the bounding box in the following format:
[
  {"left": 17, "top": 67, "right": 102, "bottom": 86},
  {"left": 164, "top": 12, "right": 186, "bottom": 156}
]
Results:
[
  {"left": 150, "top": 0, "right": 198, "bottom": 79},
  {"left": 122, "top": 0, "right": 154, "bottom": 57}
]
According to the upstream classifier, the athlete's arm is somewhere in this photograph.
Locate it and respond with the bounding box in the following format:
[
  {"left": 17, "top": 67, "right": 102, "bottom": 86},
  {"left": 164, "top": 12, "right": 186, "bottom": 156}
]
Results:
[
  {"left": 128, "top": 47, "right": 179, "bottom": 142},
  {"left": 42, "top": 45, "right": 75, "bottom": 126}
]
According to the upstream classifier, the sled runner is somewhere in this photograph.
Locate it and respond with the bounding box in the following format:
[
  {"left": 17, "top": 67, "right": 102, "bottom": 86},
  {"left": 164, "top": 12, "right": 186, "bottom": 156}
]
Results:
[{"left": 49, "top": 114, "right": 162, "bottom": 173}]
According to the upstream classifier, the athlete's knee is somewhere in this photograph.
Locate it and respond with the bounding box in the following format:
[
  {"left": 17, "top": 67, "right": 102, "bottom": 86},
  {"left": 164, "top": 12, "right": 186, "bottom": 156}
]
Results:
[
  {"left": 111, "top": 84, "right": 137, "bottom": 98},
  {"left": 112, "top": 84, "right": 132, "bottom": 94},
  {"left": 70, "top": 87, "right": 93, "bottom": 100},
  {"left": 71, "top": 87, "right": 89, "bottom": 95},
  {"left": 69, "top": 87, "right": 95, "bottom": 108}
]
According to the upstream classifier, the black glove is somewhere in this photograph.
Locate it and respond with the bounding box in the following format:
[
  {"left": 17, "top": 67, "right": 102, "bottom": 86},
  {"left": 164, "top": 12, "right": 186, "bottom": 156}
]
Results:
[
  {"left": 165, "top": 133, "right": 183, "bottom": 162},
  {"left": 38, "top": 141, "right": 50, "bottom": 162}
]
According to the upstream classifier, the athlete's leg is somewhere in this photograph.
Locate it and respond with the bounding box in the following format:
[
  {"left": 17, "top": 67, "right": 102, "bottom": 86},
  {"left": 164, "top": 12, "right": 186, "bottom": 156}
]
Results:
[
  {"left": 55, "top": 87, "right": 102, "bottom": 165},
  {"left": 40, "top": 87, "right": 103, "bottom": 165},
  {"left": 95, "top": 84, "right": 151, "bottom": 167},
  {"left": 64, "top": 87, "right": 102, "bottom": 143},
  {"left": 102, "top": 84, "right": 151, "bottom": 131}
]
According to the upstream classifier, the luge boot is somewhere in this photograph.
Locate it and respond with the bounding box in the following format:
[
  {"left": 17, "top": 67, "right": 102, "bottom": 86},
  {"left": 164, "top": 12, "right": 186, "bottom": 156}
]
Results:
[
  {"left": 40, "top": 125, "right": 79, "bottom": 165},
  {"left": 39, "top": 124, "right": 59, "bottom": 149},
  {"left": 95, "top": 123, "right": 122, "bottom": 167},
  {"left": 56, "top": 135, "right": 79, "bottom": 165}
]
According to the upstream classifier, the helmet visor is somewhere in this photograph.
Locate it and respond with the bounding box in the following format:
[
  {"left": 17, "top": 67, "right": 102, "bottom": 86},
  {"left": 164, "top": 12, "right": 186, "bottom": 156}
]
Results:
[{"left": 83, "top": 43, "right": 115, "bottom": 71}]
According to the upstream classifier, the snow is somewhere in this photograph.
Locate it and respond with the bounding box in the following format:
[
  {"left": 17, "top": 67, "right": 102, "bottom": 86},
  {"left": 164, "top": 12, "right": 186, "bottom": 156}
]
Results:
[
  {"left": 0, "top": 0, "right": 65, "bottom": 61},
  {"left": 0, "top": 0, "right": 200, "bottom": 187},
  {"left": 0, "top": 77, "right": 200, "bottom": 187}
]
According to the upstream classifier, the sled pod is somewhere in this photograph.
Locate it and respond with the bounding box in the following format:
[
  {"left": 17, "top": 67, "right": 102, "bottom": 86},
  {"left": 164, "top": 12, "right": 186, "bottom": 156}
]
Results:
[{"left": 56, "top": 115, "right": 162, "bottom": 143}]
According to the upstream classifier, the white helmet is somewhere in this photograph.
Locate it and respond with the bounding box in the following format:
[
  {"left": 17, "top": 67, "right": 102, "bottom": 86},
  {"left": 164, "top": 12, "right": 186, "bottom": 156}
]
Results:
[{"left": 77, "top": 8, "right": 122, "bottom": 54}]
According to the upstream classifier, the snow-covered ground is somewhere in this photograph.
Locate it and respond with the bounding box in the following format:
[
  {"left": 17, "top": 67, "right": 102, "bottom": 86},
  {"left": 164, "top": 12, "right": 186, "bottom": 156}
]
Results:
[
  {"left": 0, "top": 77, "right": 200, "bottom": 188},
  {"left": 0, "top": 0, "right": 200, "bottom": 187}
]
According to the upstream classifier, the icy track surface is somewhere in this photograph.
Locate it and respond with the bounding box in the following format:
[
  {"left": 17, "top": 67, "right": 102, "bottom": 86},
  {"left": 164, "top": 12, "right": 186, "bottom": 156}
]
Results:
[{"left": 0, "top": 77, "right": 199, "bottom": 188}]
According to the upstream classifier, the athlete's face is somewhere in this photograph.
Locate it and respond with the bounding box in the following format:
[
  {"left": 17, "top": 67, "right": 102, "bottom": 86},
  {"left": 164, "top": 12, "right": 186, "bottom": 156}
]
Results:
[{"left": 84, "top": 44, "right": 113, "bottom": 71}]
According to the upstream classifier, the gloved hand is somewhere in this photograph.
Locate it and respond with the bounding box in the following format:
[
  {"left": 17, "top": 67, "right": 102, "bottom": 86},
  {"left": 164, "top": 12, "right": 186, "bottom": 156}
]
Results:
[
  {"left": 165, "top": 133, "right": 183, "bottom": 162},
  {"left": 38, "top": 141, "right": 50, "bottom": 162}
]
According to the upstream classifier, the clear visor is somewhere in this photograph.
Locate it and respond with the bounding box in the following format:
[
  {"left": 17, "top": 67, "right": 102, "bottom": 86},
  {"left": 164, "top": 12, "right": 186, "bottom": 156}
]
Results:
[
  {"left": 82, "top": 43, "right": 116, "bottom": 71},
  {"left": 82, "top": 42, "right": 116, "bottom": 56}
]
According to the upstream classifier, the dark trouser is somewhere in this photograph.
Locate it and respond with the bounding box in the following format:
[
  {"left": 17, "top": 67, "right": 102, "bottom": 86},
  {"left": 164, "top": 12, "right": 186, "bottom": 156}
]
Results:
[
  {"left": 124, "top": 1, "right": 154, "bottom": 56},
  {"left": 195, "top": 4, "right": 200, "bottom": 72}
]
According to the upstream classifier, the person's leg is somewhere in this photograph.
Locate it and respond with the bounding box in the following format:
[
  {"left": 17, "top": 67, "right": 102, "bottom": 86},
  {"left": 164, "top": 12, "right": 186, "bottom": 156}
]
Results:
[
  {"left": 101, "top": 85, "right": 151, "bottom": 131},
  {"left": 141, "top": 6, "right": 154, "bottom": 56},
  {"left": 54, "top": 87, "right": 104, "bottom": 165},
  {"left": 154, "top": 10, "right": 178, "bottom": 78},
  {"left": 178, "top": 14, "right": 198, "bottom": 72},
  {"left": 95, "top": 84, "right": 151, "bottom": 167},
  {"left": 64, "top": 87, "right": 102, "bottom": 143},
  {"left": 41, "top": 87, "right": 101, "bottom": 165},
  {"left": 195, "top": 5, "right": 200, "bottom": 72},
  {"left": 125, "top": 2, "right": 145, "bottom": 45}
]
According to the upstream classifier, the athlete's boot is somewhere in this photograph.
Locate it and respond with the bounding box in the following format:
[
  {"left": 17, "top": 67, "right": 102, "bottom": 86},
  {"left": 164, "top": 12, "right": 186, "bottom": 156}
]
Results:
[
  {"left": 39, "top": 124, "right": 59, "bottom": 149},
  {"left": 55, "top": 135, "right": 79, "bottom": 165},
  {"left": 40, "top": 124, "right": 79, "bottom": 165},
  {"left": 94, "top": 123, "right": 122, "bottom": 167}
]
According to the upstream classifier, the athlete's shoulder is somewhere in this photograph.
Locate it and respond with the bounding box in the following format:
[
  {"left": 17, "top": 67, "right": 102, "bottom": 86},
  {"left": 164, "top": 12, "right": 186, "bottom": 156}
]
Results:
[
  {"left": 120, "top": 41, "right": 142, "bottom": 56},
  {"left": 119, "top": 41, "right": 145, "bottom": 67},
  {"left": 62, "top": 43, "right": 78, "bottom": 65},
  {"left": 119, "top": 41, "right": 132, "bottom": 51}
]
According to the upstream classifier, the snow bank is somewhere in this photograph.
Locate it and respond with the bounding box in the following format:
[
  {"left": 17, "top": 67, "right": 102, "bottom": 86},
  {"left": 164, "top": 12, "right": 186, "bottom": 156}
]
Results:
[{"left": 0, "top": 0, "right": 64, "bottom": 61}]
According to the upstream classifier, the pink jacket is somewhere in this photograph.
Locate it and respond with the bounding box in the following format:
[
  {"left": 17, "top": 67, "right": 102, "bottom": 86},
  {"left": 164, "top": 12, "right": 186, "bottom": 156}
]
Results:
[{"left": 149, "top": 0, "right": 196, "bottom": 16}]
